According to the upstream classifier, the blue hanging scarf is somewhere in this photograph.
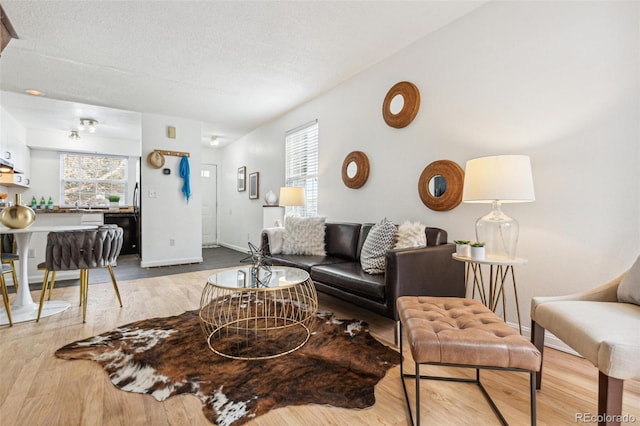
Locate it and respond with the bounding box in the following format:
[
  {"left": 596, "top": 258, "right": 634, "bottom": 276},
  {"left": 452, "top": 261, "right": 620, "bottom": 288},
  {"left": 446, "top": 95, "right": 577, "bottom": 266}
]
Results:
[{"left": 179, "top": 155, "right": 191, "bottom": 202}]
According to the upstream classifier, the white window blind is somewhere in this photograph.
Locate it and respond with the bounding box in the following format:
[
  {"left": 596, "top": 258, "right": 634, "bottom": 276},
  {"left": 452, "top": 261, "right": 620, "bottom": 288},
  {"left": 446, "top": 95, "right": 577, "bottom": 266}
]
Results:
[{"left": 285, "top": 120, "right": 318, "bottom": 217}]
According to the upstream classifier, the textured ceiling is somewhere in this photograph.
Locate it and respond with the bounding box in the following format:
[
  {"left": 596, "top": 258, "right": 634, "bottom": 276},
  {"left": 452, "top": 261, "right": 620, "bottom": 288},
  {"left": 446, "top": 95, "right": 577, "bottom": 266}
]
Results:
[{"left": 0, "top": 1, "right": 484, "bottom": 147}]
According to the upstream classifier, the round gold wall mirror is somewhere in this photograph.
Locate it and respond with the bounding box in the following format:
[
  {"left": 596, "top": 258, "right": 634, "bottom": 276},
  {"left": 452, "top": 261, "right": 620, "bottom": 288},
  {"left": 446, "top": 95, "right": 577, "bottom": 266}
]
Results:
[
  {"left": 418, "top": 160, "right": 464, "bottom": 211},
  {"left": 341, "top": 151, "right": 370, "bottom": 189},
  {"left": 382, "top": 81, "right": 420, "bottom": 128}
]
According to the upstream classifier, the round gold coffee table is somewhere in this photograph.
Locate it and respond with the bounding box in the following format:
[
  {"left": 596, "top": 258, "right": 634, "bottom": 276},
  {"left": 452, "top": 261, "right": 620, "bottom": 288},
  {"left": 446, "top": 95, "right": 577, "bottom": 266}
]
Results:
[{"left": 199, "top": 266, "right": 318, "bottom": 360}]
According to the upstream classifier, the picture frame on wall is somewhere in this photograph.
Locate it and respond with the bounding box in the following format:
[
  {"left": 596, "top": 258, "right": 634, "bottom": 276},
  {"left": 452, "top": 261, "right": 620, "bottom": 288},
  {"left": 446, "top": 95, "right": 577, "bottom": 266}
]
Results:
[
  {"left": 249, "top": 172, "right": 259, "bottom": 199},
  {"left": 237, "top": 166, "right": 246, "bottom": 192}
]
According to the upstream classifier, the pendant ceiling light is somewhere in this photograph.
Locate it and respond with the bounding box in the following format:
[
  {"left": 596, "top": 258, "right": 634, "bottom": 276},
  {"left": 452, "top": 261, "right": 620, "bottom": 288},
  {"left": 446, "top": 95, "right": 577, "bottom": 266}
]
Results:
[{"left": 78, "top": 118, "right": 98, "bottom": 133}]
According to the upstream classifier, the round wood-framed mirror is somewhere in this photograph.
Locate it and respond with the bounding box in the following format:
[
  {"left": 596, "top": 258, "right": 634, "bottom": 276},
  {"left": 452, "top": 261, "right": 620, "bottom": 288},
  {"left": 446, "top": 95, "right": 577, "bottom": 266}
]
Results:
[
  {"left": 418, "top": 160, "right": 464, "bottom": 211},
  {"left": 341, "top": 151, "right": 370, "bottom": 189},
  {"left": 382, "top": 81, "right": 420, "bottom": 128}
]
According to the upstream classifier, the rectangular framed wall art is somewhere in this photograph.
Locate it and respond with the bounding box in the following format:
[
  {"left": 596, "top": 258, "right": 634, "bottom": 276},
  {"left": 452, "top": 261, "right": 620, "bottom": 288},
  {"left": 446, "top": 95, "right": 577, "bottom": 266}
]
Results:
[
  {"left": 249, "top": 172, "right": 259, "bottom": 199},
  {"left": 237, "top": 166, "right": 246, "bottom": 192}
]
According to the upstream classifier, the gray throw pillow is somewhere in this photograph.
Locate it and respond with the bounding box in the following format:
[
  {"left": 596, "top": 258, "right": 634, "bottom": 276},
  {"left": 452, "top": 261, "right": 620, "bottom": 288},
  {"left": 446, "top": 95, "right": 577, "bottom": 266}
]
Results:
[
  {"left": 282, "top": 216, "right": 326, "bottom": 256},
  {"left": 618, "top": 255, "right": 640, "bottom": 305},
  {"left": 360, "top": 218, "right": 397, "bottom": 274}
]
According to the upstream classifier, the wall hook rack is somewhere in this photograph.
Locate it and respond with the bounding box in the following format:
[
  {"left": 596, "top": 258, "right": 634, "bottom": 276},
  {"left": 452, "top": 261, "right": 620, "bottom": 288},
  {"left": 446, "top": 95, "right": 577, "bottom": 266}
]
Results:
[{"left": 154, "top": 149, "right": 190, "bottom": 158}]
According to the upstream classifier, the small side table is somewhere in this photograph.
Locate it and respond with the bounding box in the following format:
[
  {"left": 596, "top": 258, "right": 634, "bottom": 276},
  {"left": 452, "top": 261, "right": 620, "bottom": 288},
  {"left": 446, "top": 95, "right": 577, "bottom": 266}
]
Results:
[{"left": 452, "top": 254, "right": 527, "bottom": 334}]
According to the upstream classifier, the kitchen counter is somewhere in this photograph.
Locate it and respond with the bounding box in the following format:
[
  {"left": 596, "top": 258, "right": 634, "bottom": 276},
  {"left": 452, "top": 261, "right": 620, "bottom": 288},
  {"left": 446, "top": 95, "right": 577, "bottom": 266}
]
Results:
[{"left": 33, "top": 206, "right": 135, "bottom": 214}]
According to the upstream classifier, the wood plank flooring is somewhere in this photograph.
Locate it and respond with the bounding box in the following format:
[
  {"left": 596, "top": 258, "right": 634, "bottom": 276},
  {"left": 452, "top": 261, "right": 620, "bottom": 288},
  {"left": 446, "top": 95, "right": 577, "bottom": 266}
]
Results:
[{"left": 1, "top": 265, "right": 639, "bottom": 425}]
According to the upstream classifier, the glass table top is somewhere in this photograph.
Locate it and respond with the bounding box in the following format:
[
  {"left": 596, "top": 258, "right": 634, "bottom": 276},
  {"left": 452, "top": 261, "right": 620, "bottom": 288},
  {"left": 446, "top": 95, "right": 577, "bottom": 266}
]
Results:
[{"left": 207, "top": 266, "right": 310, "bottom": 290}]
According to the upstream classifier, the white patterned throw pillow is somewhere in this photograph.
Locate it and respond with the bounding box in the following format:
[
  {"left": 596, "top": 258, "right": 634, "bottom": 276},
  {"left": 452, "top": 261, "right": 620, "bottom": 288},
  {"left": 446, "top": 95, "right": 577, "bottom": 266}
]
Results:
[
  {"left": 394, "top": 220, "right": 426, "bottom": 249},
  {"left": 282, "top": 216, "right": 326, "bottom": 256},
  {"left": 360, "top": 218, "right": 397, "bottom": 274}
]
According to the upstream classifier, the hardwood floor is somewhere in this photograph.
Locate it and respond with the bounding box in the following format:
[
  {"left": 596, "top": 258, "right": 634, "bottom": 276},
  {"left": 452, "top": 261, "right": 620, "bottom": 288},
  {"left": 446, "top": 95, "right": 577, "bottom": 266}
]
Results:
[{"left": 1, "top": 258, "right": 639, "bottom": 425}]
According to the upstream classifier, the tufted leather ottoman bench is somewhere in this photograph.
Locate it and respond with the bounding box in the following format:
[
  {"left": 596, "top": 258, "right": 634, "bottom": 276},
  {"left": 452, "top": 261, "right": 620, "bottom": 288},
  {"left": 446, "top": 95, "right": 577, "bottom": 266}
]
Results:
[{"left": 397, "top": 296, "right": 541, "bottom": 425}]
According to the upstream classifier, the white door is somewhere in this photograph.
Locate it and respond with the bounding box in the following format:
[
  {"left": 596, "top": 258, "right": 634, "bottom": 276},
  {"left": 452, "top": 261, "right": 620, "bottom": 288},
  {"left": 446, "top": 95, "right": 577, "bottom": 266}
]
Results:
[{"left": 201, "top": 163, "right": 218, "bottom": 247}]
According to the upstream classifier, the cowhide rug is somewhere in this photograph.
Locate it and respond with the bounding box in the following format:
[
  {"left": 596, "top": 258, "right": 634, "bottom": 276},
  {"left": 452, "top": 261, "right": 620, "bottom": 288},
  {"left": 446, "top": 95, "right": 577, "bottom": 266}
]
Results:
[{"left": 55, "top": 309, "right": 399, "bottom": 426}]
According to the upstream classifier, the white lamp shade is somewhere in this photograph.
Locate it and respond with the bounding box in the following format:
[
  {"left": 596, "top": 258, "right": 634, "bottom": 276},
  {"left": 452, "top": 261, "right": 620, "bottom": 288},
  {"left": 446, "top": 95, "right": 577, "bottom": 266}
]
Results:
[
  {"left": 462, "top": 155, "right": 535, "bottom": 203},
  {"left": 279, "top": 187, "right": 305, "bottom": 206}
]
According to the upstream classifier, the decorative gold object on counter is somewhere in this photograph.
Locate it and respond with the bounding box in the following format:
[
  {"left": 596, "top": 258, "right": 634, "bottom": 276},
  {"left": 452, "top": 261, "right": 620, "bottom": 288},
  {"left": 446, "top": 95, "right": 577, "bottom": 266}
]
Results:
[{"left": 1, "top": 194, "right": 36, "bottom": 228}]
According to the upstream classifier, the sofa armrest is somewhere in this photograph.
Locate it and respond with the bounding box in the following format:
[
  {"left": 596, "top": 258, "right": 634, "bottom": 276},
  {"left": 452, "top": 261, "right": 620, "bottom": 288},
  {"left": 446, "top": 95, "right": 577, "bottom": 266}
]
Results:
[
  {"left": 425, "top": 227, "right": 448, "bottom": 246},
  {"left": 530, "top": 272, "right": 625, "bottom": 319},
  {"left": 384, "top": 243, "right": 465, "bottom": 319}
]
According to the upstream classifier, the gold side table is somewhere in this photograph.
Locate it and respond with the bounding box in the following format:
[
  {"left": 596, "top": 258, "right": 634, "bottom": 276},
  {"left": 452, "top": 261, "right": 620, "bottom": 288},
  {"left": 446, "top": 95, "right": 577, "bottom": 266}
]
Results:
[
  {"left": 199, "top": 266, "right": 318, "bottom": 360},
  {"left": 452, "top": 254, "right": 527, "bottom": 334}
]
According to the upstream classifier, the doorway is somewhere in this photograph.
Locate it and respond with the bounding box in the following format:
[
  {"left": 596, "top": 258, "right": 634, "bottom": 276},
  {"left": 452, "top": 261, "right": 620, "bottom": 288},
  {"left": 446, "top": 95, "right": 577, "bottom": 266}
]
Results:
[{"left": 201, "top": 163, "right": 218, "bottom": 247}]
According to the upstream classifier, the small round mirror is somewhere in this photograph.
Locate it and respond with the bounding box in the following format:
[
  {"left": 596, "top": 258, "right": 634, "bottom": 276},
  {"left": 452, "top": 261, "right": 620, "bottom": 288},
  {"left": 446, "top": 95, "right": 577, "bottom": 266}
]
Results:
[
  {"left": 390, "top": 94, "right": 405, "bottom": 115},
  {"left": 418, "top": 160, "right": 464, "bottom": 211},
  {"left": 342, "top": 151, "right": 370, "bottom": 189},
  {"left": 346, "top": 161, "right": 358, "bottom": 178},
  {"left": 382, "top": 81, "right": 420, "bottom": 128},
  {"left": 428, "top": 175, "right": 447, "bottom": 197}
]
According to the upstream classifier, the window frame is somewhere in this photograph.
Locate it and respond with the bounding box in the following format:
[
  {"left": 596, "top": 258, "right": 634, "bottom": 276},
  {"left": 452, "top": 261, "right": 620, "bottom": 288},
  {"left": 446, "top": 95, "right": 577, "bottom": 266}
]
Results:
[{"left": 59, "top": 152, "right": 129, "bottom": 208}]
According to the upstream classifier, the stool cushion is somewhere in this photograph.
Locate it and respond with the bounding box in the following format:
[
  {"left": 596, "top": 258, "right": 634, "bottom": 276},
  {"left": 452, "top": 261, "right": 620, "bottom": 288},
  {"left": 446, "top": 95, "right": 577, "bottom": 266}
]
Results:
[{"left": 397, "top": 296, "right": 541, "bottom": 371}]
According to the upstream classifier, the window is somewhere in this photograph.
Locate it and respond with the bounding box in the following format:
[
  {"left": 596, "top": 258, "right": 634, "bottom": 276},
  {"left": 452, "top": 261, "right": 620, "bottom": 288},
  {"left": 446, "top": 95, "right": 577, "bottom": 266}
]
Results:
[
  {"left": 60, "top": 153, "right": 128, "bottom": 207},
  {"left": 285, "top": 120, "right": 318, "bottom": 217}
]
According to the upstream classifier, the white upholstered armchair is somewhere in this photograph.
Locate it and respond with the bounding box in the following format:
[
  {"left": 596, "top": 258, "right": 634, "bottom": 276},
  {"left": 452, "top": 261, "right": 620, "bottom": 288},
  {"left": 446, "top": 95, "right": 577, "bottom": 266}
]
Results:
[{"left": 530, "top": 267, "right": 640, "bottom": 426}]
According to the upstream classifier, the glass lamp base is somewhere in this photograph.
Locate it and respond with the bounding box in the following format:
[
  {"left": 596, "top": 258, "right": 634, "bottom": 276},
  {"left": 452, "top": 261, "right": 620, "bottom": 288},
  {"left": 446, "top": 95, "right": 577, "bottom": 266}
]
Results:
[{"left": 475, "top": 201, "right": 519, "bottom": 259}]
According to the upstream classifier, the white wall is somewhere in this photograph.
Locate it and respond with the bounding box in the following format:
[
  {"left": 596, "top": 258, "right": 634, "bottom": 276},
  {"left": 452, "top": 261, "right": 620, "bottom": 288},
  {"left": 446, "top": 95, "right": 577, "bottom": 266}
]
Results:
[
  {"left": 140, "top": 113, "right": 203, "bottom": 267},
  {"left": 219, "top": 2, "right": 640, "bottom": 331}
]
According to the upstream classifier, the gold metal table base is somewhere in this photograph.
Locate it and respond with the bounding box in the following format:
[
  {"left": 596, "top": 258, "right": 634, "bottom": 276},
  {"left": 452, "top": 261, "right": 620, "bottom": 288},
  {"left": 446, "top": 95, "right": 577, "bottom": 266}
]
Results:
[
  {"left": 199, "top": 268, "right": 318, "bottom": 360},
  {"left": 467, "top": 263, "right": 522, "bottom": 334},
  {"left": 454, "top": 254, "right": 527, "bottom": 335}
]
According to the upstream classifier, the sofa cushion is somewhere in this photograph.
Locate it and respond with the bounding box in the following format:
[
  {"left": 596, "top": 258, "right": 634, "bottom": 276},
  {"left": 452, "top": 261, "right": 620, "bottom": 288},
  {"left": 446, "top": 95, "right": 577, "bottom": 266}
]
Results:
[
  {"left": 360, "top": 218, "right": 397, "bottom": 274},
  {"left": 282, "top": 216, "right": 326, "bottom": 256},
  {"left": 325, "top": 223, "right": 361, "bottom": 260},
  {"left": 266, "top": 254, "right": 349, "bottom": 273},
  {"left": 311, "top": 263, "right": 385, "bottom": 301},
  {"left": 618, "top": 255, "right": 640, "bottom": 305}
]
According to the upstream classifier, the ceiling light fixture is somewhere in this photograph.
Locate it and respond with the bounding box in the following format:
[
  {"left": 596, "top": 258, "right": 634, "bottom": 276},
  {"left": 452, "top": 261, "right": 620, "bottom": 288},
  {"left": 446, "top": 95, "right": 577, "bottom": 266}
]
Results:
[
  {"left": 210, "top": 136, "right": 219, "bottom": 146},
  {"left": 24, "top": 89, "right": 45, "bottom": 97},
  {"left": 78, "top": 118, "right": 98, "bottom": 133},
  {"left": 69, "top": 130, "right": 80, "bottom": 140}
]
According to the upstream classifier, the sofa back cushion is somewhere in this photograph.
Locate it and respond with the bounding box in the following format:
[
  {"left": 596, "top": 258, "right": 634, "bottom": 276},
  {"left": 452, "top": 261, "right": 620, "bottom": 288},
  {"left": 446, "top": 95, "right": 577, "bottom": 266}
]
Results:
[{"left": 325, "top": 223, "right": 361, "bottom": 260}]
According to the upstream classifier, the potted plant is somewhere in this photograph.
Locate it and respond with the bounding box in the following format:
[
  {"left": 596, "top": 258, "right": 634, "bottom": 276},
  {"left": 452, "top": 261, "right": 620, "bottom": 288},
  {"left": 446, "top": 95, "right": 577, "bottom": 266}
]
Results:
[
  {"left": 454, "top": 240, "right": 471, "bottom": 257},
  {"left": 470, "top": 241, "right": 485, "bottom": 260},
  {"left": 108, "top": 195, "right": 120, "bottom": 210}
]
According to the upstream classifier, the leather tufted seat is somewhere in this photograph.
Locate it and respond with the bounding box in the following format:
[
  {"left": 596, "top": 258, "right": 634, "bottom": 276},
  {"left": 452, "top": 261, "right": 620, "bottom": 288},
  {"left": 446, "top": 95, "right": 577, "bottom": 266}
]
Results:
[
  {"left": 397, "top": 296, "right": 541, "bottom": 425},
  {"left": 36, "top": 226, "right": 124, "bottom": 323}
]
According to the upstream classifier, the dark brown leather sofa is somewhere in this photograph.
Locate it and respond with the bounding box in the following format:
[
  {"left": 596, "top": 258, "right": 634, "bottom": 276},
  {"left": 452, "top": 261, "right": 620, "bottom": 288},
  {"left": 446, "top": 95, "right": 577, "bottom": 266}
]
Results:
[{"left": 261, "top": 222, "right": 465, "bottom": 320}]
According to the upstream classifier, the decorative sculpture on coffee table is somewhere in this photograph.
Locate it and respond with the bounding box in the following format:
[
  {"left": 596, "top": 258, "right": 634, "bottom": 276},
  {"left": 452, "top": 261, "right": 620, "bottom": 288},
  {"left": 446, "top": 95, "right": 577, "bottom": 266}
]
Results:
[{"left": 240, "top": 242, "right": 272, "bottom": 287}]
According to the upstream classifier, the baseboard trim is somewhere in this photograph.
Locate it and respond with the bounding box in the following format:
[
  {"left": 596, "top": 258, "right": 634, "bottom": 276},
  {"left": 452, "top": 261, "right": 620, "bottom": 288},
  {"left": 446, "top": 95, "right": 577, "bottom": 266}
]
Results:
[
  {"left": 140, "top": 256, "right": 204, "bottom": 268},
  {"left": 218, "top": 242, "right": 249, "bottom": 253},
  {"left": 509, "top": 320, "right": 580, "bottom": 357}
]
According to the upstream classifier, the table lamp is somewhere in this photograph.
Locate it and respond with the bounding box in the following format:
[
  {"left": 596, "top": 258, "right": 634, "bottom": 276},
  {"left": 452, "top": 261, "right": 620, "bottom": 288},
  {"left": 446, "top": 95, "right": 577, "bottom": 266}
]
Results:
[
  {"left": 278, "top": 186, "right": 305, "bottom": 224},
  {"left": 462, "top": 155, "right": 535, "bottom": 259}
]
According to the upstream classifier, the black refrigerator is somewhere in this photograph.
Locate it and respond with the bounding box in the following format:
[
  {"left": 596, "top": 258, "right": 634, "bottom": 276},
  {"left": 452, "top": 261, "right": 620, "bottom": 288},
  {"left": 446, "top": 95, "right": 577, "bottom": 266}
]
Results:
[{"left": 104, "top": 182, "right": 141, "bottom": 256}]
